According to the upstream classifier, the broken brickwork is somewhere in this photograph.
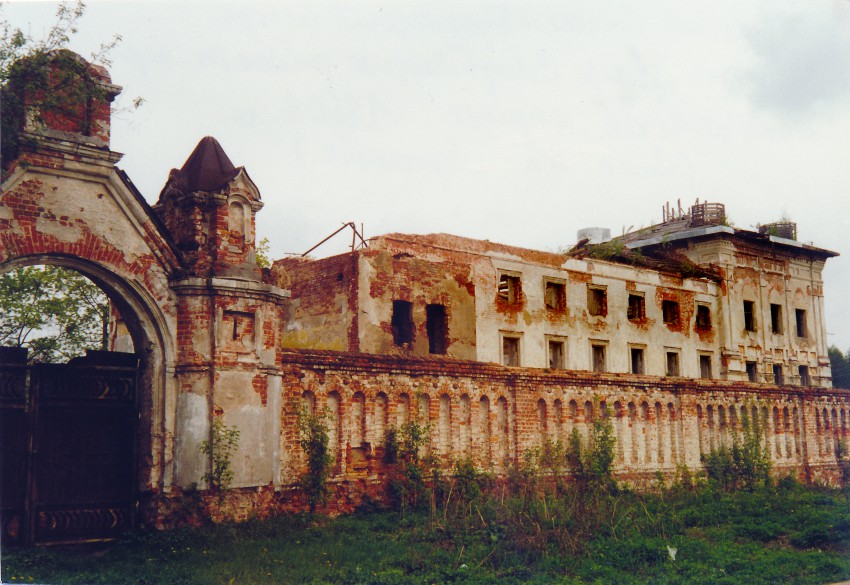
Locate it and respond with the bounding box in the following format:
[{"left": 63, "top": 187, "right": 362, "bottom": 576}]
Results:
[{"left": 1, "top": 52, "right": 848, "bottom": 531}]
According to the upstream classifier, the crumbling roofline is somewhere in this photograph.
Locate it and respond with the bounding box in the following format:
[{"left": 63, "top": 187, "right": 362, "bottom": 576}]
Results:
[
  {"left": 374, "top": 233, "right": 567, "bottom": 267},
  {"left": 623, "top": 225, "right": 734, "bottom": 249},
  {"left": 624, "top": 224, "right": 838, "bottom": 259}
]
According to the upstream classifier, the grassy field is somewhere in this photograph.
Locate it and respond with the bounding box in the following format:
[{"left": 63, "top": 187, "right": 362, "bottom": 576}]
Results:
[{"left": 3, "top": 479, "right": 850, "bottom": 585}]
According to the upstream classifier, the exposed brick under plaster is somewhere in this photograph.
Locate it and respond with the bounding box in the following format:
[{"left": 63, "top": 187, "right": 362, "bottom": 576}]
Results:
[
  {"left": 148, "top": 349, "right": 850, "bottom": 524},
  {"left": 2, "top": 51, "right": 846, "bottom": 530}
]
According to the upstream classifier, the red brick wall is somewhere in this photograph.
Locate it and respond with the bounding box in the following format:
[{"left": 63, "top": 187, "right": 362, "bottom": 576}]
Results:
[
  {"left": 358, "top": 249, "right": 477, "bottom": 359},
  {"left": 277, "top": 254, "right": 359, "bottom": 351},
  {"left": 278, "top": 349, "right": 850, "bottom": 490}
]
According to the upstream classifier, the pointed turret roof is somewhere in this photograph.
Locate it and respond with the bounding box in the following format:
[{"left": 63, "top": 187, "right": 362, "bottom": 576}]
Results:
[{"left": 174, "top": 136, "right": 240, "bottom": 193}]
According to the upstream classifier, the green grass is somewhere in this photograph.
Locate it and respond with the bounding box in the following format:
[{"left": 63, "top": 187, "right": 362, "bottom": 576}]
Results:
[{"left": 3, "top": 482, "right": 850, "bottom": 585}]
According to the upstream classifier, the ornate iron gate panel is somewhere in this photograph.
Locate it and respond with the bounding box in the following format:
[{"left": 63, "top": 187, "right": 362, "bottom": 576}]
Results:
[
  {"left": 0, "top": 355, "right": 29, "bottom": 547},
  {"left": 0, "top": 351, "right": 139, "bottom": 546}
]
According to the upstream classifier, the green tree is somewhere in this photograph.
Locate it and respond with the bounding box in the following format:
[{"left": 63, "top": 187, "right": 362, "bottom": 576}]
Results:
[
  {"left": 0, "top": 265, "right": 110, "bottom": 363},
  {"left": 1, "top": 1, "right": 141, "bottom": 177},
  {"left": 828, "top": 345, "right": 850, "bottom": 389}
]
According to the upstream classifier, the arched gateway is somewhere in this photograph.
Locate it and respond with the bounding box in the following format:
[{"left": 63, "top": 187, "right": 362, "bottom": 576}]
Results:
[
  {"left": 4, "top": 50, "right": 849, "bottom": 540},
  {"left": 1, "top": 51, "right": 287, "bottom": 543}
]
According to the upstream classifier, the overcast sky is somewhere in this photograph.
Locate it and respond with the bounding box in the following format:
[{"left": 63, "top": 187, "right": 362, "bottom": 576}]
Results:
[{"left": 7, "top": 0, "right": 850, "bottom": 348}]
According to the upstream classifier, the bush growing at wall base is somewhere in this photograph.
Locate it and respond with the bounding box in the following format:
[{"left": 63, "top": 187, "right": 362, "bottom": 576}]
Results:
[
  {"left": 385, "top": 421, "right": 431, "bottom": 515},
  {"left": 200, "top": 417, "right": 240, "bottom": 493},
  {"left": 295, "top": 403, "right": 332, "bottom": 512},
  {"left": 703, "top": 406, "right": 770, "bottom": 491}
]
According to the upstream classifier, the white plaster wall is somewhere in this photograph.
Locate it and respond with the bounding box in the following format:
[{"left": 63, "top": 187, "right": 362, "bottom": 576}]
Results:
[
  {"left": 173, "top": 391, "right": 209, "bottom": 487},
  {"left": 473, "top": 254, "right": 721, "bottom": 378}
]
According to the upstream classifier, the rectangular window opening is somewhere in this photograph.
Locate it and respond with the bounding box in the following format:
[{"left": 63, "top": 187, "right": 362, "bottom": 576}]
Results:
[
  {"left": 391, "top": 300, "right": 414, "bottom": 347},
  {"left": 426, "top": 303, "right": 448, "bottom": 355},
  {"left": 666, "top": 351, "right": 680, "bottom": 377},
  {"left": 592, "top": 344, "right": 606, "bottom": 373},
  {"left": 770, "top": 304, "right": 783, "bottom": 334},
  {"left": 746, "top": 361, "right": 758, "bottom": 382},
  {"left": 795, "top": 309, "right": 807, "bottom": 338},
  {"left": 544, "top": 280, "right": 566, "bottom": 311},
  {"left": 662, "top": 300, "right": 680, "bottom": 325},
  {"left": 743, "top": 300, "right": 756, "bottom": 332},
  {"left": 630, "top": 347, "right": 645, "bottom": 375},
  {"left": 498, "top": 273, "right": 522, "bottom": 306},
  {"left": 699, "top": 354, "right": 713, "bottom": 379},
  {"left": 548, "top": 339, "right": 565, "bottom": 369},
  {"left": 627, "top": 294, "right": 645, "bottom": 321},
  {"left": 587, "top": 287, "right": 607, "bottom": 317},
  {"left": 695, "top": 304, "right": 711, "bottom": 330},
  {"left": 799, "top": 365, "right": 811, "bottom": 386},
  {"left": 773, "top": 364, "right": 784, "bottom": 386},
  {"left": 502, "top": 336, "right": 520, "bottom": 367}
]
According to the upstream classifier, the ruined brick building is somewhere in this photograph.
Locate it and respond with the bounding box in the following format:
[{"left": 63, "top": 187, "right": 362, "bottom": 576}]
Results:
[
  {"left": 1, "top": 51, "right": 848, "bottom": 544},
  {"left": 280, "top": 214, "right": 835, "bottom": 387}
]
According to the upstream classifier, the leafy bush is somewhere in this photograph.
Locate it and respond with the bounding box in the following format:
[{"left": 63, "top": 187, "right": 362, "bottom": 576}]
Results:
[
  {"left": 295, "top": 403, "right": 332, "bottom": 512},
  {"left": 200, "top": 417, "right": 240, "bottom": 492},
  {"left": 836, "top": 440, "right": 850, "bottom": 487},
  {"left": 566, "top": 412, "right": 617, "bottom": 493},
  {"left": 704, "top": 405, "right": 770, "bottom": 491},
  {"left": 386, "top": 420, "right": 431, "bottom": 515}
]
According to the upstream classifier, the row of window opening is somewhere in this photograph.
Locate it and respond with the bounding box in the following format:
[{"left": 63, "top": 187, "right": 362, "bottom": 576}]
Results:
[
  {"left": 391, "top": 300, "right": 448, "bottom": 354},
  {"left": 504, "top": 336, "right": 711, "bottom": 378},
  {"left": 743, "top": 300, "right": 807, "bottom": 338},
  {"left": 501, "top": 274, "right": 709, "bottom": 329}
]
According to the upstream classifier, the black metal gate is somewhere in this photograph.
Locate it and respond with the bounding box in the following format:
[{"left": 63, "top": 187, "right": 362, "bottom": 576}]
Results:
[{"left": 1, "top": 350, "right": 139, "bottom": 546}]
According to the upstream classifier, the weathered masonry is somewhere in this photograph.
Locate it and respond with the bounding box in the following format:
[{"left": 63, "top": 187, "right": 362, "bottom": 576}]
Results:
[
  {"left": 281, "top": 222, "right": 834, "bottom": 387},
  {"left": 1, "top": 52, "right": 848, "bottom": 540}
]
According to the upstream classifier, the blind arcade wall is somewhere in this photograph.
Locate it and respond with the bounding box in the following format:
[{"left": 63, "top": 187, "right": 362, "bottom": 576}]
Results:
[{"left": 1, "top": 51, "right": 848, "bottom": 528}]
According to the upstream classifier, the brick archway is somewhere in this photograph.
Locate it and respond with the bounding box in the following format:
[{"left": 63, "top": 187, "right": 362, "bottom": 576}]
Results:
[
  {"left": 0, "top": 254, "right": 174, "bottom": 493},
  {"left": 1, "top": 132, "right": 183, "bottom": 534}
]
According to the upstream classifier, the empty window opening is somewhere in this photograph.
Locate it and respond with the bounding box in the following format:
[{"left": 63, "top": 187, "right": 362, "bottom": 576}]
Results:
[
  {"left": 592, "top": 344, "right": 606, "bottom": 373},
  {"left": 587, "top": 286, "right": 607, "bottom": 317},
  {"left": 773, "top": 364, "right": 784, "bottom": 385},
  {"left": 628, "top": 294, "right": 645, "bottom": 321},
  {"left": 743, "top": 300, "right": 756, "bottom": 332},
  {"left": 666, "top": 351, "right": 680, "bottom": 376},
  {"left": 391, "top": 300, "right": 414, "bottom": 347},
  {"left": 498, "top": 273, "right": 522, "bottom": 306},
  {"left": 695, "top": 304, "right": 711, "bottom": 330},
  {"left": 426, "top": 303, "right": 448, "bottom": 355},
  {"left": 630, "top": 347, "right": 645, "bottom": 375},
  {"left": 502, "top": 336, "right": 520, "bottom": 367},
  {"left": 699, "top": 354, "right": 712, "bottom": 379},
  {"left": 548, "top": 339, "right": 565, "bottom": 369},
  {"left": 662, "top": 300, "right": 680, "bottom": 325},
  {"left": 544, "top": 280, "right": 566, "bottom": 311},
  {"left": 799, "top": 365, "right": 811, "bottom": 386},
  {"left": 770, "top": 304, "right": 783, "bottom": 334},
  {"left": 746, "top": 361, "right": 758, "bottom": 382},
  {"left": 795, "top": 309, "right": 807, "bottom": 338}
]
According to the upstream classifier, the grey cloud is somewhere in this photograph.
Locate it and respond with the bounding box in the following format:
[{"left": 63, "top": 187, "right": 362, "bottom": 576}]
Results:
[{"left": 744, "top": 6, "right": 850, "bottom": 115}]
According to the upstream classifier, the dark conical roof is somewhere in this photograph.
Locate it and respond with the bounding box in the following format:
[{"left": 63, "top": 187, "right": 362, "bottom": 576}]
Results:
[{"left": 176, "top": 136, "right": 240, "bottom": 192}]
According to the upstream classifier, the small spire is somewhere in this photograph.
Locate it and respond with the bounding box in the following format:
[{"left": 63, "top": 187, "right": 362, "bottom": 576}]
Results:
[{"left": 177, "top": 136, "right": 239, "bottom": 192}]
